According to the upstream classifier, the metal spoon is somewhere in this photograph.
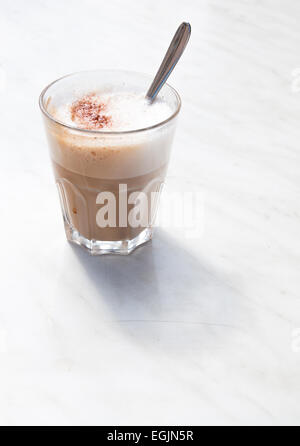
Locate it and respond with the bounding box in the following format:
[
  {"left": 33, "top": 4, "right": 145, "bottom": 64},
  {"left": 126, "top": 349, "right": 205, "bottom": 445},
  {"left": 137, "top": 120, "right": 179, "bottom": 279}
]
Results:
[{"left": 146, "top": 22, "right": 191, "bottom": 102}]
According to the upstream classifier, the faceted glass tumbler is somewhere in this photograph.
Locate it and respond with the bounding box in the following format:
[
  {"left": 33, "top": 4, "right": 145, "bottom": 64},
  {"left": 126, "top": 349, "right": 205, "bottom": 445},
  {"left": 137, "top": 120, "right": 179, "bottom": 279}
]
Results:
[{"left": 39, "top": 70, "right": 181, "bottom": 255}]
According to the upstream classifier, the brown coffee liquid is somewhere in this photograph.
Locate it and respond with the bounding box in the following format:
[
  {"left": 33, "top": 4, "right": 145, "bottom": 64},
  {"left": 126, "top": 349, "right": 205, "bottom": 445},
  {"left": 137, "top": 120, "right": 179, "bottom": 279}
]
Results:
[{"left": 52, "top": 161, "right": 166, "bottom": 241}]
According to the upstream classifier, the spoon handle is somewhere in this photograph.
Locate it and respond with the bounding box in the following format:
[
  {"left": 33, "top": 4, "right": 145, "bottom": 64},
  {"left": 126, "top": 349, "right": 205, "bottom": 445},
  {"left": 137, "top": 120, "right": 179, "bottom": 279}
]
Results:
[{"left": 146, "top": 22, "right": 191, "bottom": 102}]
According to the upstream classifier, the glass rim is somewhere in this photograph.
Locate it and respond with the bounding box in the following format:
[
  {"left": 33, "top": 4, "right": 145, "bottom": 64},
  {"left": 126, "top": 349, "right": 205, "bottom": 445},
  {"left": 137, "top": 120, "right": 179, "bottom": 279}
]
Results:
[{"left": 39, "top": 69, "right": 181, "bottom": 135}]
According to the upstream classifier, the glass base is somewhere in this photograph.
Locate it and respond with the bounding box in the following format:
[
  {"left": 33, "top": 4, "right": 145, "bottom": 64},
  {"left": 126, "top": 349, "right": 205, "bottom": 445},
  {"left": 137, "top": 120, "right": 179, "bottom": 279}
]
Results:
[{"left": 64, "top": 220, "right": 153, "bottom": 255}]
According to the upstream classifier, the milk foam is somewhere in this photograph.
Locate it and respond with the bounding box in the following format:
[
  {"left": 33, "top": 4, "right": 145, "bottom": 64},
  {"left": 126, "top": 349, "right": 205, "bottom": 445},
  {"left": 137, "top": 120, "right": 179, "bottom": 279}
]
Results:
[
  {"left": 53, "top": 91, "right": 173, "bottom": 132},
  {"left": 46, "top": 90, "right": 177, "bottom": 179}
]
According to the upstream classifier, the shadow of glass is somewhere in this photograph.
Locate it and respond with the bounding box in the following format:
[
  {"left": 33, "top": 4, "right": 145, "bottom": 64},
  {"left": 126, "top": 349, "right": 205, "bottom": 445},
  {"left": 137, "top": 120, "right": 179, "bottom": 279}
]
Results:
[{"left": 69, "top": 229, "right": 249, "bottom": 355}]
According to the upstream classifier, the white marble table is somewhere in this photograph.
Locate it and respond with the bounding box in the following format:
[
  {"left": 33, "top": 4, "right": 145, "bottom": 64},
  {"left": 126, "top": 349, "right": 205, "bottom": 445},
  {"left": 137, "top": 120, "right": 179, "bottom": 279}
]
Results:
[{"left": 0, "top": 0, "right": 299, "bottom": 426}]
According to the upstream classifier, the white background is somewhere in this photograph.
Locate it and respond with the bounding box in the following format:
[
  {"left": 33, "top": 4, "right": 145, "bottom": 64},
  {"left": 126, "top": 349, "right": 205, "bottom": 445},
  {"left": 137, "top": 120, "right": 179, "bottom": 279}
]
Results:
[{"left": 0, "top": 0, "right": 300, "bottom": 425}]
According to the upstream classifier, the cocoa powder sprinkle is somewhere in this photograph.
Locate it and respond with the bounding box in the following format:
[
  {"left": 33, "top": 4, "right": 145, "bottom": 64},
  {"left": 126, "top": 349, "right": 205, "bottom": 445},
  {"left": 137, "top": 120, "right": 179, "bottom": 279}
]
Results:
[{"left": 70, "top": 94, "right": 112, "bottom": 130}]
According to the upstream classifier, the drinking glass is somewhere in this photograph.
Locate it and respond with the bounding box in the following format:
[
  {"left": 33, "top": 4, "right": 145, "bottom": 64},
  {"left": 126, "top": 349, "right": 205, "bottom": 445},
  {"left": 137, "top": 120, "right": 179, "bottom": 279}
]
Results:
[{"left": 39, "top": 70, "right": 181, "bottom": 254}]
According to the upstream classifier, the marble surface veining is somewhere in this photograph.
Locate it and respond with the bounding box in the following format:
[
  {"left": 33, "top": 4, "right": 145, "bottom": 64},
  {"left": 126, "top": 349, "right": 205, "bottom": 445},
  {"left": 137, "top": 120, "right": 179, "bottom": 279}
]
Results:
[{"left": 0, "top": 0, "right": 300, "bottom": 425}]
